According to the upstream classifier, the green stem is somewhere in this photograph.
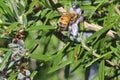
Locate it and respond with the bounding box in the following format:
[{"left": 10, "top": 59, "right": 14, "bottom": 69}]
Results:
[{"left": 86, "top": 51, "right": 113, "bottom": 68}]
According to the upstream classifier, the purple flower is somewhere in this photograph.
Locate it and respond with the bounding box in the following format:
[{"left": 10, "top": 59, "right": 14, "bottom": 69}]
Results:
[
  {"left": 18, "top": 73, "right": 25, "bottom": 79},
  {"left": 76, "top": 17, "right": 83, "bottom": 24},
  {"left": 88, "top": 63, "right": 98, "bottom": 80},
  {"left": 83, "top": 32, "right": 93, "bottom": 41},
  {"left": 69, "top": 7, "right": 83, "bottom": 36},
  {"left": 68, "top": 7, "right": 83, "bottom": 42},
  {"left": 68, "top": 15, "right": 83, "bottom": 37},
  {"left": 69, "top": 23, "right": 78, "bottom": 36},
  {"left": 70, "top": 7, "right": 82, "bottom": 15},
  {"left": 25, "top": 70, "right": 31, "bottom": 76}
]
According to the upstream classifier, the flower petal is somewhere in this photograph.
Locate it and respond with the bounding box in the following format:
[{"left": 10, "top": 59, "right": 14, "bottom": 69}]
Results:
[
  {"left": 69, "top": 23, "right": 78, "bottom": 36},
  {"left": 76, "top": 8, "right": 82, "bottom": 15},
  {"left": 76, "top": 17, "right": 83, "bottom": 24}
]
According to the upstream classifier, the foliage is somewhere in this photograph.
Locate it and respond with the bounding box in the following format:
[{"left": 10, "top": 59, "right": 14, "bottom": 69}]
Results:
[{"left": 0, "top": 0, "right": 120, "bottom": 80}]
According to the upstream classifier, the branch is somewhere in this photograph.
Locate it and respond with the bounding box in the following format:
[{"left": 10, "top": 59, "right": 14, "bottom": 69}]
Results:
[
  {"left": 81, "top": 37, "right": 115, "bottom": 67},
  {"left": 84, "top": 21, "right": 120, "bottom": 40},
  {"left": 115, "top": 4, "right": 120, "bottom": 15}
]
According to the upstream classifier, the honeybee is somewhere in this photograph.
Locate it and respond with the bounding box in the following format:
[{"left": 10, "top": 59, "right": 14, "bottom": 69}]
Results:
[{"left": 58, "top": 11, "right": 78, "bottom": 30}]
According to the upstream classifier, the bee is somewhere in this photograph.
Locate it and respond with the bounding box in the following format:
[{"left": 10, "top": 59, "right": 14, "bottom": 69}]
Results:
[
  {"left": 58, "top": 11, "right": 78, "bottom": 30},
  {"left": 12, "top": 29, "right": 24, "bottom": 43}
]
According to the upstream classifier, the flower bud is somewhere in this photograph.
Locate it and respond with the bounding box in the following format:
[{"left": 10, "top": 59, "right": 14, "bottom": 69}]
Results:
[
  {"left": 25, "top": 70, "right": 31, "bottom": 76},
  {"left": 17, "top": 73, "right": 25, "bottom": 79}
]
